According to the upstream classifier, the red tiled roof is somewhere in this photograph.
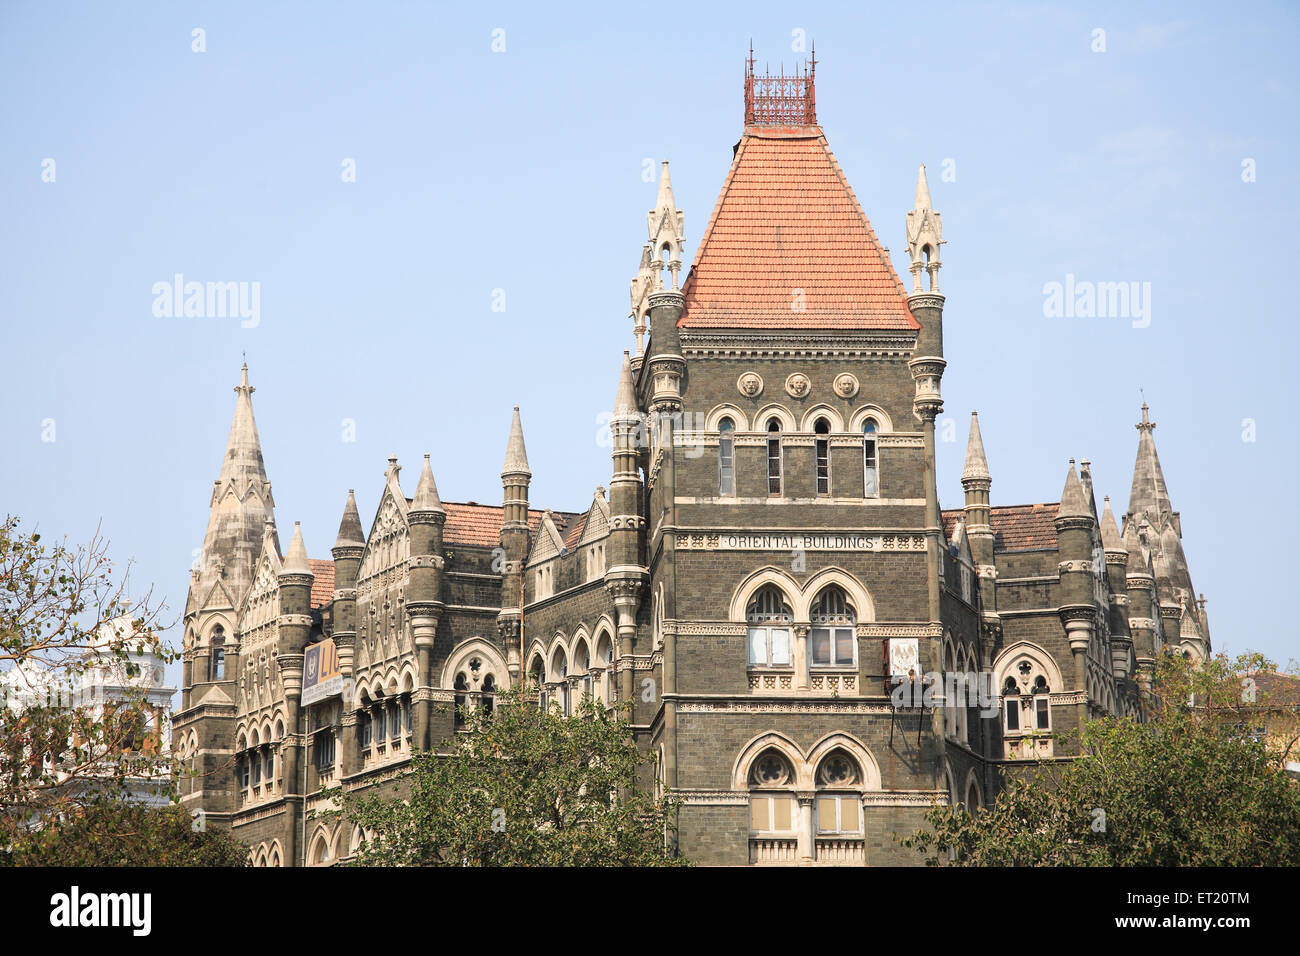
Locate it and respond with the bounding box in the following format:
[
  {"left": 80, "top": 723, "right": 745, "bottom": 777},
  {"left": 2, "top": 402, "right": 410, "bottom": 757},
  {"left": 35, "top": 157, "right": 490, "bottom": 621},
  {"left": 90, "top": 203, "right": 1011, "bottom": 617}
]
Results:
[
  {"left": 308, "top": 559, "right": 334, "bottom": 609},
  {"left": 680, "top": 126, "right": 919, "bottom": 331},
  {"left": 439, "top": 502, "right": 544, "bottom": 547},
  {"left": 561, "top": 511, "right": 589, "bottom": 550},
  {"left": 941, "top": 503, "right": 1061, "bottom": 552}
]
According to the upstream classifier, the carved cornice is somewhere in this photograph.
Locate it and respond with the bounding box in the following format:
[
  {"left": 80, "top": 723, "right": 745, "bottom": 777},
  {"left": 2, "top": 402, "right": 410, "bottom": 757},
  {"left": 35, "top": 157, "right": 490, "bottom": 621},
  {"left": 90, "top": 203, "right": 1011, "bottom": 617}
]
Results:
[{"left": 675, "top": 699, "right": 894, "bottom": 715}]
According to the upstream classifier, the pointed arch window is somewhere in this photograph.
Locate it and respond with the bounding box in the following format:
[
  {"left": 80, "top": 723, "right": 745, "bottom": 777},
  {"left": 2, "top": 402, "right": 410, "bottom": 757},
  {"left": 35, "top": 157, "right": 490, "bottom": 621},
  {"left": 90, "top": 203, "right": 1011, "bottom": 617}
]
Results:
[
  {"left": 746, "top": 586, "right": 792, "bottom": 667},
  {"left": 718, "top": 418, "right": 735, "bottom": 496},
  {"left": 209, "top": 625, "right": 226, "bottom": 681},
  {"left": 815, "top": 751, "right": 863, "bottom": 836},
  {"left": 809, "top": 586, "right": 856, "bottom": 667},
  {"left": 748, "top": 750, "right": 796, "bottom": 834},
  {"left": 862, "top": 419, "right": 879, "bottom": 498},
  {"left": 766, "top": 420, "right": 783, "bottom": 496},
  {"left": 454, "top": 673, "right": 469, "bottom": 729},
  {"left": 814, "top": 418, "right": 831, "bottom": 496}
]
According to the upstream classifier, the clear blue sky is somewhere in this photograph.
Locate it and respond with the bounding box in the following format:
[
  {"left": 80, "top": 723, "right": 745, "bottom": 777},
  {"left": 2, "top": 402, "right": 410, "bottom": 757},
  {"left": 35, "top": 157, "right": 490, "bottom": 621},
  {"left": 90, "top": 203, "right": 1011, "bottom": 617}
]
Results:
[{"left": 2, "top": 1, "right": 1296, "bottom": 675}]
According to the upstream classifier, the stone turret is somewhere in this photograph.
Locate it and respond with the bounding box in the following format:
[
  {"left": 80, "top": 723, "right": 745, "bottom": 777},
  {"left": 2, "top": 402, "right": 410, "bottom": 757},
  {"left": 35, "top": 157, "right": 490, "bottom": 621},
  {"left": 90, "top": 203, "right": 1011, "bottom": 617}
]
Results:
[
  {"left": 906, "top": 166, "right": 946, "bottom": 626},
  {"left": 961, "top": 412, "right": 997, "bottom": 631},
  {"left": 605, "top": 352, "right": 649, "bottom": 708},
  {"left": 1123, "top": 519, "right": 1158, "bottom": 694},
  {"left": 185, "top": 362, "right": 276, "bottom": 705},
  {"left": 408, "top": 455, "right": 447, "bottom": 750},
  {"left": 1125, "top": 403, "right": 1209, "bottom": 661},
  {"left": 1055, "top": 461, "right": 1096, "bottom": 722},
  {"left": 497, "top": 408, "right": 531, "bottom": 684},
  {"left": 1100, "top": 497, "right": 1132, "bottom": 680},
  {"left": 274, "top": 521, "right": 314, "bottom": 865}
]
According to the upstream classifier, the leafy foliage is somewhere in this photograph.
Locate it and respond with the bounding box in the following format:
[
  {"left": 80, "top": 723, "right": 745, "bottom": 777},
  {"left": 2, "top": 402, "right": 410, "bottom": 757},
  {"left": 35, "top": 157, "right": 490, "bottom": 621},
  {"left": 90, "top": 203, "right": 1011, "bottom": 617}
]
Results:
[
  {"left": 334, "top": 688, "right": 685, "bottom": 866},
  {"left": 3, "top": 800, "right": 248, "bottom": 867},
  {"left": 1, "top": 515, "right": 178, "bottom": 847},
  {"left": 904, "top": 652, "right": 1300, "bottom": 866}
]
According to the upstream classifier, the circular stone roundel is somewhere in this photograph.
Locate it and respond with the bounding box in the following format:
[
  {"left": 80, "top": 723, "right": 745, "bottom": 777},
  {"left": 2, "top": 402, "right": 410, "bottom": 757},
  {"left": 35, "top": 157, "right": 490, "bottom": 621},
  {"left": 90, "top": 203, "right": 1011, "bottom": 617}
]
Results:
[
  {"left": 785, "top": 373, "right": 811, "bottom": 399},
  {"left": 737, "top": 372, "right": 764, "bottom": 399},
  {"left": 833, "top": 373, "right": 860, "bottom": 399}
]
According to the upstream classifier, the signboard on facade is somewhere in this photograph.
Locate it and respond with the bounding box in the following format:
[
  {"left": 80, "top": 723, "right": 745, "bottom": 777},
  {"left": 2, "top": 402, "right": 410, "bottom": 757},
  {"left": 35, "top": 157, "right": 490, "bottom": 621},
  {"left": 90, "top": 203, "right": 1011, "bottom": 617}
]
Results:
[
  {"left": 302, "top": 639, "right": 342, "bottom": 706},
  {"left": 676, "top": 532, "right": 927, "bottom": 552},
  {"left": 886, "top": 638, "right": 920, "bottom": 681}
]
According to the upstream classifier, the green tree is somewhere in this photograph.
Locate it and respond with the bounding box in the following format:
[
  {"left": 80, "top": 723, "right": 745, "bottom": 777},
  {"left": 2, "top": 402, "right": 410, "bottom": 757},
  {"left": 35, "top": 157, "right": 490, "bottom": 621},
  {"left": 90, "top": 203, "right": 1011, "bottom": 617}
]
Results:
[
  {"left": 1, "top": 515, "right": 179, "bottom": 847},
  {"left": 904, "top": 653, "right": 1300, "bottom": 866},
  {"left": 334, "top": 688, "right": 685, "bottom": 866},
  {"left": 2, "top": 799, "right": 248, "bottom": 866}
]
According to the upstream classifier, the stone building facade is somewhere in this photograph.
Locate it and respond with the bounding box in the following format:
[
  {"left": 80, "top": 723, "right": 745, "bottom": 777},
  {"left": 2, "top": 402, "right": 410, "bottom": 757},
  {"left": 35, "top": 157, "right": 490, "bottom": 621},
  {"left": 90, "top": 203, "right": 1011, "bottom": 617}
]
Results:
[{"left": 173, "top": 55, "right": 1210, "bottom": 866}]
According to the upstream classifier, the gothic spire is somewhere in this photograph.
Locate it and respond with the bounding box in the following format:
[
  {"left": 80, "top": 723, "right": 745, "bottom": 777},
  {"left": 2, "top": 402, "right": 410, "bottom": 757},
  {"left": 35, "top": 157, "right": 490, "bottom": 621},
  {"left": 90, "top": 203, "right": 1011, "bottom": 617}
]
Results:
[
  {"left": 502, "top": 406, "right": 531, "bottom": 477},
  {"left": 411, "top": 454, "right": 445, "bottom": 514},
  {"left": 961, "top": 411, "right": 990, "bottom": 482},
  {"left": 1100, "top": 496, "right": 1123, "bottom": 550},
  {"left": 905, "top": 163, "right": 944, "bottom": 294},
  {"left": 280, "top": 521, "right": 311, "bottom": 576},
  {"left": 1058, "top": 459, "right": 1089, "bottom": 518},
  {"left": 192, "top": 362, "right": 276, "bottom": 613},
  {"left": 613, "top": 351, "right": 639, "bottom": 420},
  {"left": 334, "top": 489, "right": 365, "bottom": 549},
  {"left": 1127, "top": 402, "right": 1172, "bottom": 524},
  {"left": 647, "top": 161, "right": 685, "bottom": 291}
]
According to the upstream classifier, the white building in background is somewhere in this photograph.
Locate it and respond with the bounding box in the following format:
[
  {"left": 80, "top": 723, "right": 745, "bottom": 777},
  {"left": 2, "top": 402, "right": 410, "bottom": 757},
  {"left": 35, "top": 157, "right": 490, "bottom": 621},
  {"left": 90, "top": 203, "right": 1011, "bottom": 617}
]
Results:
[{"left": 1, "top": 615, "right": 177, "bottom": 807}]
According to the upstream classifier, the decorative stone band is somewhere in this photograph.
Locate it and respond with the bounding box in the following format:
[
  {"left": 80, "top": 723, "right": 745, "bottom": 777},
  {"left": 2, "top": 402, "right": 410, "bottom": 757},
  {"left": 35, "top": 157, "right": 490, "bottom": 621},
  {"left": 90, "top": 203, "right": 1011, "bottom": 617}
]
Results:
[
  {"left": 278, "top": 613, "right": 313, "bottom": 628},
  {"left": 672, "top": 789, "right": 749, "bottom": 807},
  {"left": 231, "top": 804, "right": 288, "bottom": 825},
  {"left": 332, "top": 587, "right": 358, "bottom": 601},
  {"left": 1105, "top": 550, "right": 1129, "bottom": 565},
  {"left": 1110, "top": 594, "right": 1130, "bottom": 606},
  {"left": 609, "top": 515, "right": 646, "bottom": 529},
  {"left": 408, "top": 554, "right": 446, "bottom": 570},
  {"left": 1054, "top": 514, "right": 1094, "bottom": 532},
  {"left": 1127, "top": 617, "right": 1157, "bottom": 631},
  {"left": 679, "top": 331, "right": 917, "bottom": 356},
  {"left": 615, "top": 657, "right": 656, "bottom": 673},
  {"left": 906, "top": 293, "right": 946, "bottom": 312},
  {"left": 407, "top": 510, "right": 447, "bottom": 526},
  {"left": 331, "top": 545, "right": 364, "bottom": 560},
  {"left": 1058, "top": 560, "right": 1093, "bottom": 574},
  {"left": 413, "top": 688, "right": 454, "bottom": 703},
  {"left": 862, "top": 790, "right": 950, "bottom": 808},
  {"left": 277, "top": 572, "right": 314, "bottom": 586},
  {"left": 676, "top": 531, "right": 928, "bottom": 552},
  {"left": 675, "top": 699, "right": 894, "bottom": 715},
  {"left": 1050, "top": 690, "right": 1087, "bottom": 705},
  {"left": 343, "top": 764, "right": 410, "bottom": 792}
]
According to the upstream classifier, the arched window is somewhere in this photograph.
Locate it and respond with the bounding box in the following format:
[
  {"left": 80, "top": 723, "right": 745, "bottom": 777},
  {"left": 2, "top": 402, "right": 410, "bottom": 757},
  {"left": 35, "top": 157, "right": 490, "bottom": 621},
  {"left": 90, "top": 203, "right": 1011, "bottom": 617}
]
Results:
[
  {"left": 209, "top": 625, "right": 226, "bottom": 681},
  {"left": 1000, "top": 658, "right": 1055, "bottom": 759},
  {"left": 766, "top": 420, "right": 783, "bottom": 496},
  {"left": 529, "top": 657, "right": 546, "bottom": 709},
  {"left": 746, "top": 586, "right": 792, "bottom": 667},
  {"left": 862, "top": 420, "right": 879, "bottom": 497},
  {"left": 481, "top": 674, "right": 496, "bottom": 717},
  {"left": 814, "top": 751, "right": 863, "bottom": 836},
  {"left": 748, "top": 750, "right": 796, "bottom": 835},
  {"left": 809, "top": 586, "right": 856, "bottom": 667},
  {"left": 814, "top": 417, "right": 831, "bottom": 496},
  {"left": 595, "top": 633, "right": 614, "bottom": 704},
  {"left": 552, "top": 649, "right": 570, "bottom": 716},
  {"left": 574, "top": 642, "right": 591, "bottom": 704},
  {"left": 718, "top": 418, "right": 735, "bottom": 496},
  {"left": 309, "top": 834, "right": 332, "bottom": 867},
  {"left": 453, "top": 673, "right": 469, "bottom": 729}
]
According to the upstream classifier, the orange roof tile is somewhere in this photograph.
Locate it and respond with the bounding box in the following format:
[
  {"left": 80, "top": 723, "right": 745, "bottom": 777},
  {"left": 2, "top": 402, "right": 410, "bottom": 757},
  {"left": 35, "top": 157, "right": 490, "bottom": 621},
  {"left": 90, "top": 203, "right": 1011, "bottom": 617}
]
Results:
[
  {"left": 308, "top": 559, "right": 334, "bottom": 609},
  {"left": 437, "top": 502, "right": 540, "bottom": 548},
  {"left": 942, "top": 503, "right": 1061, "bottom": 553},
  {"left": 680, "top": 126, "right": 919, "bottom": 331}
]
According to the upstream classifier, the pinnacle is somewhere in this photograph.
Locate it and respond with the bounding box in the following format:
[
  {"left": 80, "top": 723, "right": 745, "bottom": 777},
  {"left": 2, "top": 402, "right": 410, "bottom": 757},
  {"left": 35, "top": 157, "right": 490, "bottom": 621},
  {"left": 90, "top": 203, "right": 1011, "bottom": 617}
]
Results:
[
  {"left": 334, "top": 489, "right": 365, "bottom": 549},
  {"left": 280, "top": 521, "right": 312, "bottom": 576},
  {"left": 502, "top": 406, "right": 531, "bottom": 477},
  {"left": 411, "top": 454, "right": 445, "bottom": 514},
  {"left": 961, "top": 411, "right": 990, "bottom": 483}
]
